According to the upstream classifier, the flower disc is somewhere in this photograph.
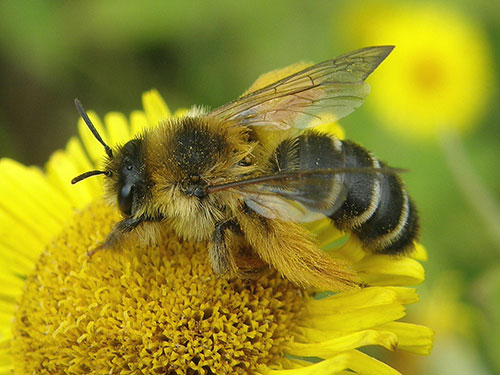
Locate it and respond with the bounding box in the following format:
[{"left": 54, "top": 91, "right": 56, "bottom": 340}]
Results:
[{"left": 10, "top": 201, "right": 305, "bottom": 375}]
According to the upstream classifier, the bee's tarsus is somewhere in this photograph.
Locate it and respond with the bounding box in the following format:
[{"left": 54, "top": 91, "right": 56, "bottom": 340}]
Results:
[
  {"left": 87, "top": 245, "right": 105, "bottom": 257},
  {"left": 358, "top": 281, "right": 369, "bottom": 289}
]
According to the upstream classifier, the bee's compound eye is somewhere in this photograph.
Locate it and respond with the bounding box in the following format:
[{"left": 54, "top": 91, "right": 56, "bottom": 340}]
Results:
[{"left": 118, "top": 183, "right": 134, "bottom": 216}]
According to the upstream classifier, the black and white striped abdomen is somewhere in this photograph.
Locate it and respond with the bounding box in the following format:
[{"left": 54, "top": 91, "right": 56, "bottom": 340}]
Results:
[
  {"left": 270, "top": 131, "right": 419, "bottom": 255},
  {"left": 330, "top": 139, "right": 418, "bottom": 254}
]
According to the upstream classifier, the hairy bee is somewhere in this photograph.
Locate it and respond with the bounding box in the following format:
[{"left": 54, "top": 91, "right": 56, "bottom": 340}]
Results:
[{"left": 73, "top": 46, "right": 418, "bottom": 291}]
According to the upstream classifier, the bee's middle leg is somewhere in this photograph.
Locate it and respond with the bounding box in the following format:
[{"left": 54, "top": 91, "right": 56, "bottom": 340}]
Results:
[
  {"left": 210, "top": 220, "right": 238, "bottom": 275},
  {"left": 211, "top": 220, "right": 267, "bottom": 278}
]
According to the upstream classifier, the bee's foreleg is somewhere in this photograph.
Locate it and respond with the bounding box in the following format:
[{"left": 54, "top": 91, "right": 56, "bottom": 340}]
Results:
[{"left": 88, "top": 216, "right": 143, "bottom": 257}]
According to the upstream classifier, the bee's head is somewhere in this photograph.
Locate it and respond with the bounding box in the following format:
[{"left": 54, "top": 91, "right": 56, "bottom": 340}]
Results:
[
  {"left": 71, "top": 99, "right": 148, "bottom": 218},
  {"left": 106, "top": 138, "right": 148, "bottom": 217}
]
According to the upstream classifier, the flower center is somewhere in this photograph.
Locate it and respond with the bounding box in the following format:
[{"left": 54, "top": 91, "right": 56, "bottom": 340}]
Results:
[
  {"left": 10, "top": 200, "right": 305, "bottom": 374},
  {"left": 412, "top": 57, "right": 445, "bottom": 92}
]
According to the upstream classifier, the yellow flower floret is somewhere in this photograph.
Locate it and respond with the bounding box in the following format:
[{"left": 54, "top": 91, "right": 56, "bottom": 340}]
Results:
[
  {"left": 0, "top": 90, "right": 433, "bottom": 374},
  {"left": 11, "top": 201, "right": 304, "bottom": 374}
]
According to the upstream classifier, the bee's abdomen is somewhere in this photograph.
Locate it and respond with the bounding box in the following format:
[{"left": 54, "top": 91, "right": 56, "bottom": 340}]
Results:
[
  {"left": 271, "top": 132, "right": 418, "bottom": 255},
  {"left": 330, "top": 140, "right": 418, "bottom": 254},
  {"left": 329, "top": 140, "right": 381, "bottom": 230},
  {"left": 368, "top": 197, "right": 419, "bottom": 254},
  {"left": 349, "top": 169, "right": 417, "bottom": 254}
]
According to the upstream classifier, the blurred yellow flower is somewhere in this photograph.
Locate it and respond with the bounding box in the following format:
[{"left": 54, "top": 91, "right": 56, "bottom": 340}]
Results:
[
  {"left": 412, "top": 272, "right": 490, "bottom": 375},
  {"left": 339, "top": 2, "right": 494, "bottom": 139},
  {"left": 0, "top": 90, "right": 432, "bottom": 374}
]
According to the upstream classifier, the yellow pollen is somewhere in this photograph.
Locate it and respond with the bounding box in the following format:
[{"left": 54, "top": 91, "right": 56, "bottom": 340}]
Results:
[{"left": 10, "top": 200, "right": 305, "bottom": 375}]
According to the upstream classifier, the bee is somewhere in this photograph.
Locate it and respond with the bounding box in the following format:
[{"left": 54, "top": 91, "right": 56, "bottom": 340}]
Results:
[{"left": 72, "top": 46, "right": 418, "bottom": 291}]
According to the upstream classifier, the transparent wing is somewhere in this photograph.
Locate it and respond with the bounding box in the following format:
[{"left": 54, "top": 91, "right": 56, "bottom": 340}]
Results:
[
  {"left": 207, "top": 167, "right": 400, "bottom": 223},
  {"left": 242, "top": 177, "right": 349, "bottom": 223},
  {"left": 244, "top": 194, "right": 326, "bottom": 223},
  {"left": 210, "top": 46, "right": 394, "bottom": 130}
]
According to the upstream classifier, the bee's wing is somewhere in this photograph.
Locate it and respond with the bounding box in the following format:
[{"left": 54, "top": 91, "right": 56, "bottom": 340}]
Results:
[
  {"left": 210, "top": 46, "right": 394, "bottom": 130},
  {"left": 243, "top": 194, "right": 320, "bottom": 222},
  {"left": 208, "top": 167, "right": 401, "bottom": 223},
  {"left": 240, "top": 173, "right": 348, "bottom": 223},
  {"left": 243, "top": 187, "right": 348, "bottom": 223}
]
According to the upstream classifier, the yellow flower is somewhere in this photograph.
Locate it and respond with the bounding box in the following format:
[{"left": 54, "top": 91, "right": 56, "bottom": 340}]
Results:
[
  {"left": 338, "top": 1, "right": 494, "bottom": 139},
  {"left": 405, "top": 271, "right": 489, "bottom": 374},
  {"left": 0, "top": 90, "right": 432, "bottom": 374}
]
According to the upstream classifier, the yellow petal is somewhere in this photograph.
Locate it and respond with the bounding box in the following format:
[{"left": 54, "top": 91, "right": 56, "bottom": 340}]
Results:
[
  {"left": 243, "top": 62, "right": 312, "bottom": 95},
  {"left": 0, "top": 244, "right": 35, "bottom": 276},
  {"left": 412, "top": 242, "right": 428, "bottom": 261},
  {"left": 105, "top": 112, "right": 130, "bottom": 146},
  {"left": 0, "top": 209, "right": 45, "bottom": 262},
  {"left": 383, "top": 287, "right": 419, "bottom": 305},
  {"left": 314, "top": 122, "right": 346, "bottom": 140},
  {"left": 265, "top": 350, "right": 400, "bottom": 375},
  {"left": 0, "top": 339, "right": 12, "bottom": 372},
  {"left": 301, "top": 303, "right": 406, "bottom": 331},
  {"left": 0, "top": 162, "right": 66, "bottom": 242},
  {"left": 375, "top": 322, "right": 434, "bottom": 355},
  {"left": 65, "top": 137, "right": 103, "bottom": 198},
  {"left": 45, "top": 150, "right": 94, "bottom": 207},
  {"left": 0, "top": 313, "right": 13, "bottom": 338},
  {"left": 335, "top": 236, "right": 367, "bottom": 264},
  {"left": 304, "top": 217, "right": 331, "bottom": 235},
  {"left": 0, "top": 273, "right": 24, "bottom": 299},
  {"left": 305, "top": 219, "right": 346, "bottom": 250},
  {"left": 305, "top": 287, "right": 403, "bottom": 316},
  {"left": 77, "top": 111, "right": 108, "bottom": 168},
  {"left": 355, "top": 255, "right": 425, "bottom": 286},
  {"left": 0, "top": 299, "right": 15, "bottom": 340},
  {"left": 173, "top": 108, "right": 189, "bottom": 118},
  {"left": 0, "top": 300, "right": 14, "bottom": 317},
  {"left": 130, "top": 110, "right": 149, "bottom": 136},
  {"left": 0, "top": 159, "right": 72, "bottom": 225},
  {"left": 287, "top": 329, "right": 398, "bottom": 356},
  {"left": 142, "top": 89, "right": 170, "bottom": 127}
]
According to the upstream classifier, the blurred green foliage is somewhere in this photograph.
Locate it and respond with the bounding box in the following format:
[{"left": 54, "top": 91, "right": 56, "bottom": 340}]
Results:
[{"left": 1, "top": 1, "right": 499, "bottom": 374}]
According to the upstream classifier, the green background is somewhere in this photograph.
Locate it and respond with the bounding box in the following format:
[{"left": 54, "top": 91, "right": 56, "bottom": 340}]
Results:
[{"left": 1, "top": 1, "right": 499, "bottom": 374}]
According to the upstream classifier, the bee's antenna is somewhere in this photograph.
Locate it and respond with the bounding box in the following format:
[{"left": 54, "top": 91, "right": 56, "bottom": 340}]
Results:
[
  {"left": 71, "top": 170, "right": 112, "bottom": 184},
  {"left": 74, "top": 98, "right": 113, "bottom": 159}
]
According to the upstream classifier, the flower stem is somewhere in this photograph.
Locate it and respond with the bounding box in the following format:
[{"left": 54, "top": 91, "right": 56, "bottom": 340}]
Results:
[{"left": 439, "top": 129, "right": 500, "bottom": 251}]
